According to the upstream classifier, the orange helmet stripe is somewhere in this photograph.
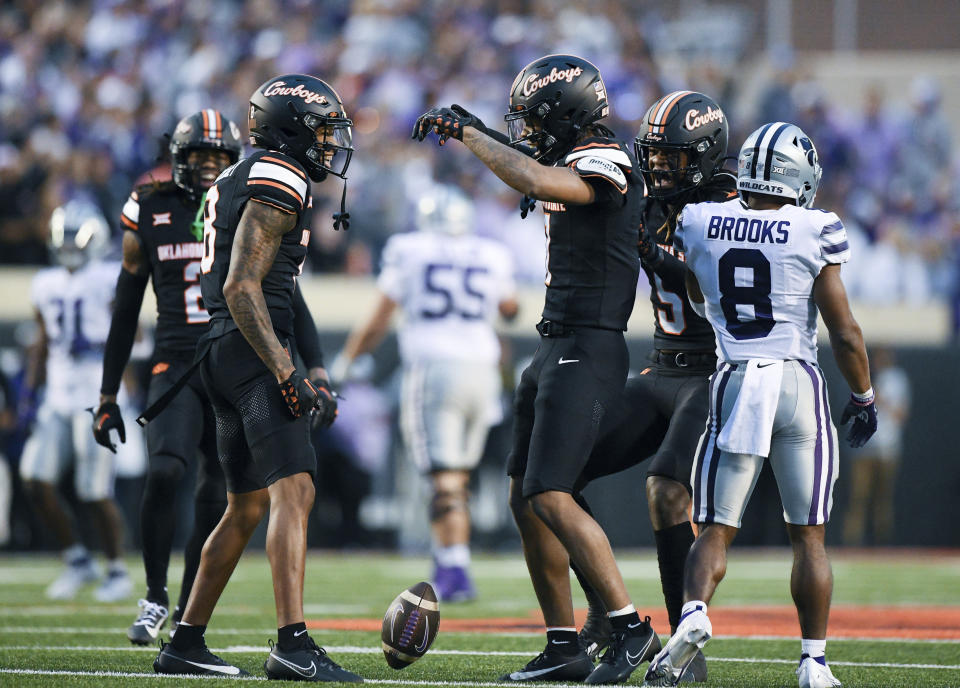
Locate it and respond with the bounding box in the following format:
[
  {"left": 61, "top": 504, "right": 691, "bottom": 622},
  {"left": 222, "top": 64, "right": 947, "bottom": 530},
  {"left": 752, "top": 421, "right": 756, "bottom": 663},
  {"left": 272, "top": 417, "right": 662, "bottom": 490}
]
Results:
[{"left": 650, "top": 90, "right": 694, "bottom": 133}]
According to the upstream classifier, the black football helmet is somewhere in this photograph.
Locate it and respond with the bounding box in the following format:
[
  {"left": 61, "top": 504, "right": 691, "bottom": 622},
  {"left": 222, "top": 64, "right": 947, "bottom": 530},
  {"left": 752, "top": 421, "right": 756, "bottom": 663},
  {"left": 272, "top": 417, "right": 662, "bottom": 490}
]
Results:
[
  {"left": 169, "top": 110, "right": 243, "bottom": 201},
  {"left": 248, "top": 74, "right": 354, "bottom": 183},
  {"left": 504, "top": 54, "right": 610, "bottom": 164},
  {"left": 635, "top": 91, "right": 728, "bottom": 201}
]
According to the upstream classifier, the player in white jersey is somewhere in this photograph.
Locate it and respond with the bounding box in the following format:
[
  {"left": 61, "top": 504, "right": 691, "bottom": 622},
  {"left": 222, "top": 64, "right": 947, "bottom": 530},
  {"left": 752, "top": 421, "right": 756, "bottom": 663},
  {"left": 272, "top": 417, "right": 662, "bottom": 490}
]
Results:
[
  {"left": 333, "top": 185, "right": 518, "bottom": 601},
  {"left": 19, "top": 200, "right": 137, "bottom": 602},
  {"left": 643, "top": 124, "right": 877, "bottom": 688}
]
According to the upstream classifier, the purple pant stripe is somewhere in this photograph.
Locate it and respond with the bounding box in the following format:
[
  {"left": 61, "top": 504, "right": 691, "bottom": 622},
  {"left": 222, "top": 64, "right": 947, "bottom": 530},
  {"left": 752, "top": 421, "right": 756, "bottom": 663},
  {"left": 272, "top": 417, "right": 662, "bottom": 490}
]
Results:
[
  {"left": 692, "top": 370, "right": 719, "bottom": 521},
  {"left": 814, "top": 365, "right": 835, "bottom": 523},
  {"left": 704, "top": 363, "right": 733, "bottom": 524},
  {"left": 799, "top": 361, "right": 824, "bottom": 525}
]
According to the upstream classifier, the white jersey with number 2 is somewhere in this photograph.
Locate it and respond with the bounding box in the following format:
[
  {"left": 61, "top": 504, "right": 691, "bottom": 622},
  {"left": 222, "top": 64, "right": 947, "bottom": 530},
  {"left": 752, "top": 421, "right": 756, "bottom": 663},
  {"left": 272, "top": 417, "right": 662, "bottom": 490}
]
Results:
[{"left": 675, "top": 198, "right": 849, "bottom": 364}]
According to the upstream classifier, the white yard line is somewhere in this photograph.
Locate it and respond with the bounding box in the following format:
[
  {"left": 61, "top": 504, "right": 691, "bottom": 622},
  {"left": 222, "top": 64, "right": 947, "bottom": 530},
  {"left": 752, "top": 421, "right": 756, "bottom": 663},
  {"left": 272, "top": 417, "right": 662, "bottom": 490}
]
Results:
[
  {"left": 1, "top": 626, "right": 959, "bottom": 643},
  {"left": 0, "top": 646, "right": 958, "bottom": 671}
]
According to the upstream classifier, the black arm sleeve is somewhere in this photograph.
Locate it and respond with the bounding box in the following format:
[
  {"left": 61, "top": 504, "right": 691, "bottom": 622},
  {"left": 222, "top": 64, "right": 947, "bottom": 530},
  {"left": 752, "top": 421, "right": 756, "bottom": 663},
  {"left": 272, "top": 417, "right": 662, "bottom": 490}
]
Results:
[
  {"left": 292, "top": 283, "right": 324, "bottom": 370},
  {"left": 100, "top": 268, "right": 149, "bottom": 395},
  {"left": 650, "top": 248, "right": 688, "bottom": 283}
]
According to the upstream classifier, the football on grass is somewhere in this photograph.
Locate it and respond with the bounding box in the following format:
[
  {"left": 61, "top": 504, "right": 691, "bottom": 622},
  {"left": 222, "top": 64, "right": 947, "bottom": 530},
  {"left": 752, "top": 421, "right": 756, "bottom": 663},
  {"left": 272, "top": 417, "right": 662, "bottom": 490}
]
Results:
[{"left": 381, "top": 581, "right": 439, "bottom": 669}]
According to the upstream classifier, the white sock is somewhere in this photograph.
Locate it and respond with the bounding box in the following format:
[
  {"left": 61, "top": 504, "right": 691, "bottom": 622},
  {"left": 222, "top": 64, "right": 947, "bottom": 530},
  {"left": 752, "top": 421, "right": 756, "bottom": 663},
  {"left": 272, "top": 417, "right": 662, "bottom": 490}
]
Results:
[
  {"left": 545, "top": 626, "right": 577, "bottom": 633},
  {"left": 63, "top": 544, "right": 88, "bottom": 564},
  {"left": 681, "top": 600, "right": 708, "bottom": 620},
  {"left": 801, "top": 638, "right": 826, "bottom": 658},
  {"left": 433, "top": 544, "right": 470, "bottom": 568},
  {"left": 607, "top": 604, "right": 636, "bottom": 618}
]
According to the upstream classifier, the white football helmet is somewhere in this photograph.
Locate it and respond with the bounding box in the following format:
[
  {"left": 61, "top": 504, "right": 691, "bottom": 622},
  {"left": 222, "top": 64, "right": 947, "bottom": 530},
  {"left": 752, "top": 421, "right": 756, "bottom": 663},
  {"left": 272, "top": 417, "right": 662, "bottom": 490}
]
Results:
[
  {"left": 416, "top": 185, "right": 474, "bottom": 236},
  {"left": 737, "top": 122, "right": 822, "bottom": 208},
  {"left": 49, "top": 199, "right": 111, "bottom": 270}
]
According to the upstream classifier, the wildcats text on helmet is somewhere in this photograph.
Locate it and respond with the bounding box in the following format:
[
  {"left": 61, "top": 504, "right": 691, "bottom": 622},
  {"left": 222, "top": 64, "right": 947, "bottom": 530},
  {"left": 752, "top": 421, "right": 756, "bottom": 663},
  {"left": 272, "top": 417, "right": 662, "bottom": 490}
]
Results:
[
  {"left": 522, "top": 66, "right": 583, "bottom": 97},
  {"left": 262, "top": 81, "right": 330, "bottom": 105},
  {"left": 684, "top": 106, "right": 723, "bottom": 131}
]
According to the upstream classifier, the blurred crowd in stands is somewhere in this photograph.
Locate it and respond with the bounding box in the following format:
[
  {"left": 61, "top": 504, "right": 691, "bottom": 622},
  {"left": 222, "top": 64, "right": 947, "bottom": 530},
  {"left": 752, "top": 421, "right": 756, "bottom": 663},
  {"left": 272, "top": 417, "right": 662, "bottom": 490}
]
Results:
[{"left": 1, "top": 0, "right": 958, "bottom": 317}]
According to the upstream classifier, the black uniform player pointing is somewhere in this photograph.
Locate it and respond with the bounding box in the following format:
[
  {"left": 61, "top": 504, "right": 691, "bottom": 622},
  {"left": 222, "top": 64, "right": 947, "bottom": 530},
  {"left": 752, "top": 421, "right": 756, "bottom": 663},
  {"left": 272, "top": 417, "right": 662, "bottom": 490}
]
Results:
[
  {"left": 413, "top": 54, "right": 657, "bottom": 685},
  {"left": 153, "top": 75, "right": 361, "bottom": 683},
  {"left": 93, "top": 110, "right": 242, "bottom": 644},
  {"left": 576, "top": 91, "right": 735, "bottom": 683}
]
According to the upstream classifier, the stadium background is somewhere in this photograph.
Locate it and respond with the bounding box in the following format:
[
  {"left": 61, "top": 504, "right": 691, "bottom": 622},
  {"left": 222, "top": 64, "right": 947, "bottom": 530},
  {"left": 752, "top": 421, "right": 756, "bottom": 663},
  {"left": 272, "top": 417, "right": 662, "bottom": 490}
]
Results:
[{"left": 0, "top": 0, "right": 958, "bottom": 554}]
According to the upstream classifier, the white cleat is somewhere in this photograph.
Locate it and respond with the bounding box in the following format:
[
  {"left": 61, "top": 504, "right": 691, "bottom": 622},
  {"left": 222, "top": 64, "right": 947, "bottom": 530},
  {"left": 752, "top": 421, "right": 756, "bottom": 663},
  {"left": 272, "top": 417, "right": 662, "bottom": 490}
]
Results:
[
  {"left": 94, "top": 568, "right": 134, "bottom": 602},
  {"left": 643, "top": 609, "right": 712, "bottom": 687},
  {"left": 46, "top": 558, "right": 101, "bottom": 600},
  {"left": 797, "top": 656, "right": 842, "bottom": 688}
]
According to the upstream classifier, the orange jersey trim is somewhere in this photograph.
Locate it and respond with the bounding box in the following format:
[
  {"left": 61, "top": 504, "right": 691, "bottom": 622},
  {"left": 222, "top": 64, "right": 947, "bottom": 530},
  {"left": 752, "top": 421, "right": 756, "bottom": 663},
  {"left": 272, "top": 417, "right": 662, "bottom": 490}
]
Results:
[
  {"left": 120, "top": 214, "right": 138, "bottom": 230},
  {"left": 247, "top": 179, "right": 304, "bottom": 208},
  {"left": 261, "top": 156, "right": 308, "bottom": 181},
  {"left": 248, "top": 197, "right": 297, "bottom": 215}
]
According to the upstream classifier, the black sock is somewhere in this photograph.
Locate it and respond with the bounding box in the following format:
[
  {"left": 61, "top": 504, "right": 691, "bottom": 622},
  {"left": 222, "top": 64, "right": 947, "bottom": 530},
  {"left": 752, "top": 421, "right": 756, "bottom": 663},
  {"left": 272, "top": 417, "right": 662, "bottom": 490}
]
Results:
[
  {"left": 177, "top": 496, "right": 226, "bottom": 612},
  {"left": 141, "top": 456, "right": 185, "bottom": 606},
  {"left": 546, "top": 629, "right": 579, "bottom": 655},
  {"left": 654, "top": 522, "right": 695, "bottom": 633},
  {"left": 171, "top": 622, "right": 206, "bottom": 651},
  {"left": 278, "top": 622, "right": 309, "bottom": 651},
  {"left": 609, "top": 611, "right": 641, "bottom": 632}
]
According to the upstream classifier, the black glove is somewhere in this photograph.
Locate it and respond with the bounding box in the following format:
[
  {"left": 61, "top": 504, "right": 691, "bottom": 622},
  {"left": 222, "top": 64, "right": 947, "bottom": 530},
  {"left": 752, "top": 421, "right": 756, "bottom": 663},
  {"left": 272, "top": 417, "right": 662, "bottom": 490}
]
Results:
[
  {"left": 412, "top": 106, "right": 475, "bottom": 144},
  {"left": 310, "top": 377, "right": 339, "bottom": 429},
  {"left": 279, "top": 371, "right": 339, "bottom": 428},
  {"left": 639, "top": 221, "right": 663, "bottom": 267},
  {"left": 91, "top": 401, "right": 125, "bottom": 453},
  {"left": 840, "top": 391, "right": 878, "bottom": 448},
  {"left": 519, "top": 195, "right": 537, "bottom": 219}
]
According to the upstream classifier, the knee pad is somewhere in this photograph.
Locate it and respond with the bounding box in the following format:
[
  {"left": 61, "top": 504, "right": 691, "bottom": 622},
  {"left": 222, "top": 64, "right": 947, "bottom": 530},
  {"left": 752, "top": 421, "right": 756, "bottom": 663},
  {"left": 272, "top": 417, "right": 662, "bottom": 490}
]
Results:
[
  {"left": 430, "top": 489, "right": 469, "bottom": 522},
  {"left": 145, "top": 453, "right": 186, "bottom": 495}
]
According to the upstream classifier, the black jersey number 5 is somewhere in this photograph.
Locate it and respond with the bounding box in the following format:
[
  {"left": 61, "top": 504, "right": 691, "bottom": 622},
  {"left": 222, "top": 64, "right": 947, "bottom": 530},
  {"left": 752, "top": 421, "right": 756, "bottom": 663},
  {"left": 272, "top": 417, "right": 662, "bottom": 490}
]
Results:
[{"left": 719, "top": 248, "right": 774, "bottom": 340}]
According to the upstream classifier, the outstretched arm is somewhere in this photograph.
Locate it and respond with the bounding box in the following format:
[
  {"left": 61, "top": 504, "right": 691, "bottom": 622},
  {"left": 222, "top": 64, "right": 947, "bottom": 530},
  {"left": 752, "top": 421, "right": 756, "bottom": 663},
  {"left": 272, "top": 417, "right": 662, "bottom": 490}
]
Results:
[
  {"left": 223, "top": 200, "right": 297, "bottom": 383},
  {"left": 331, "top": 292, "right": 398, "bottom": 382},
  {"left": 460, "top": 128, "right": 596, "bottom": 205}
]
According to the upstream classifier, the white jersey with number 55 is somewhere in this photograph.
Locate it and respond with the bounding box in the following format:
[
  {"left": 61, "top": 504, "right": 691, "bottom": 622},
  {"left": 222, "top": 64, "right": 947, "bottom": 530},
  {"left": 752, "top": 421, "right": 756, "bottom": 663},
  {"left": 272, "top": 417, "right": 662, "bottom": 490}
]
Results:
[
  {"left": 377, "top": 232, "right": 516, "bottom": 365},
  {"left": 675, "top": 198, "right": 849, "bottom": 363}
]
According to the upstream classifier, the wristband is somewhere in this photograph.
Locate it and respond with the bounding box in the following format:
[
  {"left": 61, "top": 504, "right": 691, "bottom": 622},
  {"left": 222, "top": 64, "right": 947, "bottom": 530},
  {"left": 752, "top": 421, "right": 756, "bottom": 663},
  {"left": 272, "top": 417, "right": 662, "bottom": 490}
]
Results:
[{"left": 851, "top": 387, "right": 874, "bottom": 404}]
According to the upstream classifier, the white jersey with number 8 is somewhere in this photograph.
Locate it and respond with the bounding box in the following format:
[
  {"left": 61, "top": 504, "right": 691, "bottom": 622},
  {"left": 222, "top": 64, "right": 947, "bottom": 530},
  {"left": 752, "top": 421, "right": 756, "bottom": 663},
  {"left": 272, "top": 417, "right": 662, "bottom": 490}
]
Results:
[{"left": 675, "top": 198, "right": 849, "bottom": 364}]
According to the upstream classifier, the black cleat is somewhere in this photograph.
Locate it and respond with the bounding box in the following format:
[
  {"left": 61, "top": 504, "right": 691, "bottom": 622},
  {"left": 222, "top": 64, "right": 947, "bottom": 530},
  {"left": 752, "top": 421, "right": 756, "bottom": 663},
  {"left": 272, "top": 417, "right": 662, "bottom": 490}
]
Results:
[
  {"left": 679, "top": 650, "right": 707, "bottom": 683},
  {"left": 264, "top": 637, "right": 363, "bottom": 682},
  {"left": 153, "top": 640, "right": 248, "bottom": 677},
  {"left": 127, "top": 599, "right": 169, "bottom": 646},
  {"left": 585, "top": 616, "right": 661, "bottom": 684},
  {"left": 500, "top": 643, "right": 594, "bottom": 682},
  {"left": 579, "top": 605, "right": 614, "bottom": 660}
]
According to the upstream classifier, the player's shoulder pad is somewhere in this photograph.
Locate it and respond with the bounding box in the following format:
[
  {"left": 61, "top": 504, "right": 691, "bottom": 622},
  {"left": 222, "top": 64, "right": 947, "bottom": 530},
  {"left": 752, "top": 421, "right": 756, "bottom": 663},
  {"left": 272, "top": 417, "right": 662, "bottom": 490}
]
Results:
[
  {"left": 134, "top": 180, "right": 178, "bottom": 201},
  {"left": 246, "top": 149, "right": 310, "bottom": 214},
  {"left": 565, "top": 138, "right": 632, "bottom": 193}
]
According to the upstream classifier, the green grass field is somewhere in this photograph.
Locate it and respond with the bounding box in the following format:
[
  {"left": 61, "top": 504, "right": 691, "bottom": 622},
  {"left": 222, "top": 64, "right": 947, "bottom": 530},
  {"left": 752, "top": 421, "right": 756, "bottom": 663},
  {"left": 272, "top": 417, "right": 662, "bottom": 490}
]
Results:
[{"left": 1, "top": 550, "right": 959, "bottom": 687}]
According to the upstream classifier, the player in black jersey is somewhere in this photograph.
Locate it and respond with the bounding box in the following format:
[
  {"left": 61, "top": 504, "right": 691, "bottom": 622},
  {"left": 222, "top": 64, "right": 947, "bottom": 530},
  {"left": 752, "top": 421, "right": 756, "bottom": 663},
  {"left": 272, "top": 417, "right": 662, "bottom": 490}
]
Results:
[
  {"left": 573, "top": 92, "right": 735, "bottom": 683},
  {"left": 92, "top": 110, "right": 242, "bottom": 644},
  {"left": 414, "top": 55, "right": 658, "bottom": 685},
  {"left": 152, "top": 75, "right": 360, "bottom": 683}
]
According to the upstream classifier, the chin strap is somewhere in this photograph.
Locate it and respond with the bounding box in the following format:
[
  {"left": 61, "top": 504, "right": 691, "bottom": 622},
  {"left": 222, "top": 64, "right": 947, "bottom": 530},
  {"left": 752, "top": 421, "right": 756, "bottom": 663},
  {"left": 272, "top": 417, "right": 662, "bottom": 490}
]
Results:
[{"left": 332, "top": 179, "right": 349, "bottom": 231}]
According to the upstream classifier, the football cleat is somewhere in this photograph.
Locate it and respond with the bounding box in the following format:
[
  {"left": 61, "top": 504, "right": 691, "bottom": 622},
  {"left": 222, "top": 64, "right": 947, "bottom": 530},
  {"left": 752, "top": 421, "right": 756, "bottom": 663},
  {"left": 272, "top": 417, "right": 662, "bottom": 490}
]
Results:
[
  {"left": 264, "top": 637, "right": 363, "bottom": 682},
  {"left": 127, "top": 599, "right": 169, "bottom": 645},
  {"left": 579, "top": 603, "right": 614, "bottom": 660},
  {"left": 679, "top": 649, "right": 708, "bottom": 683},
  {"left": 643, "top": 610, "right": 712, "bottom": 687},
  {"left": 94, "top": 567, "right": 133, "bottom": 602},
  {"left": 797, "top": 655, "right": 842, "bottom": 688},
  {"left": 154, "top": 641, "right": 248, "bottom": 676},
  {"left": 432, "top": 564, "right": 476, "bottom": 603},
  {"left": 499, "top": 643, "right": 594, "bottom": 682},
  {"left": 585, "top": 616, "right": 661, "bottom": 684},
  {"left": 46, "top": 557, "right": 100, "bottom": 600}
]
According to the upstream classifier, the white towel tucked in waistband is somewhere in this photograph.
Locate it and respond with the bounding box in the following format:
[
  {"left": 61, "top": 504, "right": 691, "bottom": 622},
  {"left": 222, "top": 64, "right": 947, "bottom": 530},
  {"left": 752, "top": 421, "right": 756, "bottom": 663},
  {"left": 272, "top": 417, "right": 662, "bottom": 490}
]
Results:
[{"left": 716, "top": 359, "right": 783, "bottom": 457}]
